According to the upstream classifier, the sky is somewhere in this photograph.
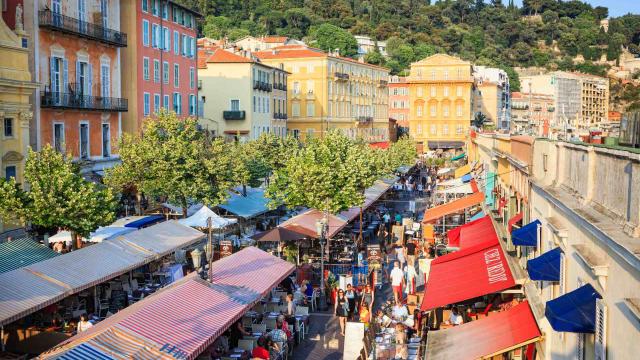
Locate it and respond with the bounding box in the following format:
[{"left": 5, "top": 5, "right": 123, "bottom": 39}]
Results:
[{"left": 511, "top": 0, "right": 640, "bottom": 17}]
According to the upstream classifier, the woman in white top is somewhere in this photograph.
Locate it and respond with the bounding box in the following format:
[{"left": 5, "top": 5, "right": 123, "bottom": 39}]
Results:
[{"left": 77, "top": 314, "right": 93, "bottom": 333}]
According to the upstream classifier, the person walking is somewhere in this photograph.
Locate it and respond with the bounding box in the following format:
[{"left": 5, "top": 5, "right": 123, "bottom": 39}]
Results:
[
  {"left": 390, "top": 261, "right": 405, "bottom": 303},
  {"left": 335, "top": 289, "right": 349, "bottom": 336},
  {"left": 345, "top": 284, "right": 357, "bottom": 320}
]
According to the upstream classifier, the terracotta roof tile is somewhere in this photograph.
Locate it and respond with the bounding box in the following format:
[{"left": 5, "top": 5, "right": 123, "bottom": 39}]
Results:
[
  {"left": 204, "top": 48, "right": 254, "bottom": 64},
  {"left": 253, "top": 49, "right": 326, "bottom": 60},
  {"left": 263, "top": 36, "right": 288, "bottom": 43}
]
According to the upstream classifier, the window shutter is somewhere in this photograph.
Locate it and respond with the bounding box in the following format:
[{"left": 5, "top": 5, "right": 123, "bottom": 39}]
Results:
[
  {"left": 559, "top": 252, "right": 565, "bottom": 295},
  {"left": 88, "top": 64, "right": 93, "bottom": 97},
  {"left": 62, "top": 59, "right": 69, "bottom": 93},
  {"left": 595, "top": 299, "right": 607, "bottom": 360},
  {"left": 75, "top": 61, "right": 81, "bottom": 93},
  {"left": 49, "top": 57, "right": 55, "bottom": 90},
  {"left": 576, "top": 333, "right": 585, "bottom": 360}
]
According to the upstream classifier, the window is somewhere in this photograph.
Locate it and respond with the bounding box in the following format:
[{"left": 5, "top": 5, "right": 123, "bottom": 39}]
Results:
[
  {"left": 152, "top": 0, "right": 159, "bottom": 16},
  {"left": 173, "top": 31, "right": 179, "bottom": 55},
  {"left": 443, "top": 86, "right": 449, "bottom": 97},
  {"left": 143, "top": 57, "right": 150, "bottom": 80},
  {"left": 430, "top": 86, "right": 436, "bottom": 97},
  {"left": 456, "top": 104, "right": 463, "bottom": 117},
  {"left": 173, "top": 63, "right": 179, "bottom": 87},
  {"left": 252, "top": 96, "right": 256, "bottom": 112},
  {"left": 141, "top": 0, "right": 148, "bottom": 12},
  {"left": 162, "top": 2, "right": 168, "bottom": 19},
  {"left": 53, "top": 123, "right": 64, "bottom": 153},
  {"left": 79, "top": 123, "right": 89, "bottom": 159},
  {"left": 306, "top": 128, "right": 314, "bottom": 139},
  {"left": 163, "top": 61, "right": 169, "bottom": 84},
  {"left": 456, "top": 124, "right": 463, "bottom": 135},
  {"left": 416, "top": 124, "right": 422, "bottom": 134},
  {"left": 143, "top": 92, "right": 150, "bottom": 115},
  {"left": 100, "top": 64, "right": 110, "bottom": 97},
  {"left": 416, "top": 105, "right": 422, "bottom": 117},
  {"left": 163, "top": 94, "right": 169, "bottom": 109},
  {"left": 4, "top": 166, "right": 16, "bottom": 181},
  {"left": 173, "top": 93, "right": 181, "bottom": 114},
  {"left": 456, "top": 86, "right": 463, "bottom": 97},
  {"left": 230, "top": 99, "right": 240, "bottom": 111},
  {"left": 154, "top": 93, "right": 160, "bottom": 112},
  {"left": 189, "top": 67, "right": 195, "bottom": 89},
  {"left": 443, "top": 70, "right": 449, "bottom": 80},
  {"left": 443, "top": 105, "right": 450, "bottom": 117},
  {"left": 430, "top": 104, "right": 436, "bottom": 117},
  {"left": 306, "top": 102, "right": 315, "bottom": 117},
  {"left": 443, "top": 124, "right": 449, "bottom": 135},
  {"left": 189, "top": 94, "right": 196, "bottom": 115},
  {"left": 163, "top": 27, "right": 169, "bottom": 51},
  {"left": 152, "top": 23, "right": 159, "bottom": 47},
  {"left": 430, "top": 124, "right": 437, "bottom": 135},
  {"left": 417, "top": 87, "right": 423, "bottom": 97},
  {"left": 3, "top": 118, "right": 13, "bottom": 137},
  {"left": 431, "top": 70, "right": 436, "bottom": 80},
  {"left": 292, "top": 103, "right": 300, "bottom": 117},
  {"left": 102, "top": 123, "right": 110, "bottom": 157},
  {"left": 293, "top": 82, "right": 300, "bottom": 95},
  {"left": 153, "top": 59, "right": 160, "bottom": 83},
  {"left": 142, "top": 20, "right": 149, "bottom": 47},
  {"left": 182, "top": 34, "right": 188, "bottom": 56}
]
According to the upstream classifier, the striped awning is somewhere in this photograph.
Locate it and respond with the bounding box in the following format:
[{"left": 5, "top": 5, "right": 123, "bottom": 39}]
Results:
[
  {"left": 43, "top": 247, "right": 295, "bottom": 360},
  {"left": 0, "top": 237, "right": 59, "bottom": 274}
]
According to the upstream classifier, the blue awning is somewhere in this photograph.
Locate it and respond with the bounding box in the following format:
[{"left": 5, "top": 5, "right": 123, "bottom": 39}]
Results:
[
  {"left": 512, "top": 219, "right": 541, "bottom": 246},
  {"left": 545, "top": 283, "right": 601, "bottom": 333},
  {"left": 451, "top": 153, "right": 466, "bottom": 161},
  {"left": 461, "top": 174, "right": 472, "bottom": 183},
  {"left": 470, "top": 211, "right": 485, "bottom": 221},
  {"left": 59, "top": 343, "right": 113, "bottom": 360},
  {"left": 527, "top": 247, "right": 562, "bottom": 281},
  {"left": 124, "top": 215, "right": 164, "bottom": 229}
]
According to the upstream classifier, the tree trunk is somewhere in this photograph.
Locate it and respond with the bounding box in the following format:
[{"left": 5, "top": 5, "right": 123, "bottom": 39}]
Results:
[
  {"left": 242, "top": 184, "right": 247, "bottom": 197},
  {"left": 70, "top": 230, "right": 79, "bottom": 251},
  {"left": 181, "top": 196, "right": 188, "bottom": 219},
  {"left": 135, "top": 191, "right": 143, "bottom": 215}
]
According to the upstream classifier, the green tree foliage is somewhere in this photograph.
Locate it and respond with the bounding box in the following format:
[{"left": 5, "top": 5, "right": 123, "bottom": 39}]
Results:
[
  {"left": 105, "top": 111, "right": 233, "bottom": 218},
  {"left": 0, "top": 145, "right": 117, "bottom": 247},
  {"left": 308, "top": 23, "right": 358, "bottom": 57}
]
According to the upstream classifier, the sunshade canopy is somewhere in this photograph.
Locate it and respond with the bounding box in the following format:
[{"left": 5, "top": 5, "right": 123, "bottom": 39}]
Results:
[
  {"left": 218, "top": 187, "right": 270, "bottom": 219},
  {"left": 88, "top": 226, "right": 136, "bottom": 243},
  {"left": 446, "top": 216, "right": 497, "bottom": 249},
  {"left": 485, "top": 172, "right": 496, "bottom": 206},
  {"left": 527, "top": 247, "right": 562, "bottom": 281},
  {"left": 252, "top": 227, "right": 308, "bottom": 242},
  {"left": 545, "top": 283, "right": 601, "bottom": 333},
  {"left": 461, "top": 174, "right": 472, "bottom": 183},
  {"left": 425, "top": 301, "right": 541, "bottom": 360},
  {"left": 124, "top": 215, "right": 164, "bottom": 229},
  {"left": 512, "top": 220, "right": 541, "bottom": 246},
  {"left": 421, "top": 235, "right": 515, "bottom": 311},
  {"left": 43, "top": 247, "right": 295, "bottom": 360},
  {"left": 451, "top": 153, "right": 466, "bottom": 161},
  {"left": 422, "top": 192, "right": 485, "bottom": 223},
  {"left": 454, "top": 163, "right": 470, "bottom": 178},
  {"left": 178, "top": 205, "right": 237, "bottom": 228},
  {"left": 0, "top": 238, "right": 59, "bottom": 274},
  {"left": 508, "top": 212, "right": 524, "bottom": 233}
]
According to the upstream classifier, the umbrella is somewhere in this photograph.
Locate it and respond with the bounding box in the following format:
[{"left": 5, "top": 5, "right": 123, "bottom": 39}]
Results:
[{"left": 251, "top": 227, "right": 308, "bottom": 242}]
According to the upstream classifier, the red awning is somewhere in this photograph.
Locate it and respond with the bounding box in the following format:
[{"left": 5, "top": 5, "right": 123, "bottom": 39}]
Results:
[
  {"left": 421, "top": 239, "right": 515, "bottom": 311},
  {"left": 422, "top": 192, "right": 485, "bottom": 224},
  {"left": 425, "top": 301, "right": 541, "bottom": 360},
  {"left": 369, "top": 141, "right": 389, "bottom": 149},
  {"left": 508, "top": 212, "right": 524, "bottom": 233},
  {"left": 447, "top": 216, "right": 497, "bottom": 249},
  {"left": 470, "top": 179, "right": 479, "bottom": 193}
]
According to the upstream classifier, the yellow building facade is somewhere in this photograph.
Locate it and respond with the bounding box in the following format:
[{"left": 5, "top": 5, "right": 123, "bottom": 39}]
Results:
[
  {"left": 0, "top": 16, "right": 37, "bottom": 232},
  {"left": 408, "top": 54, "right": 473, "bottom": 150},
  {"left": 255, "top": 46, "right": 389, "bottom": 142}
]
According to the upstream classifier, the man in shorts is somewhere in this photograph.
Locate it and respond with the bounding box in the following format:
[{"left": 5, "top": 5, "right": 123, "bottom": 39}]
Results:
[{"left": 390, "top": 261, "right": 405, "bottom": 303}]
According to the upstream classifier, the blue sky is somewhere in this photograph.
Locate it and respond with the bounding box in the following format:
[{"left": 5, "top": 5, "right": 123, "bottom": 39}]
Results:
[{"left": 511, "top": 0, "right": 640, "bottom": 17}]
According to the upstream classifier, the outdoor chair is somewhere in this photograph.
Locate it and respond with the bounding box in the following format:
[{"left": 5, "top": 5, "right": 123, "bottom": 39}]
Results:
[
  {"left": 251, "top": 323, "right": 266, "bottom": 333},
  {"left": 265, "top": 318, "right": 277, "bottom": 331},
  {"left": 295, "top": 306, "right": 309, "bottom": 316},
  {"left": 238, "top": 339, "right": 254, "bottom": 352}
]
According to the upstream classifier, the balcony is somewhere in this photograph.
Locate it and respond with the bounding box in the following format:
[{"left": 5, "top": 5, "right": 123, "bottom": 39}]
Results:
[
  {"left": 334, "top": 72, "right": 349, "bottom": 81},
  {"left": 273, "top": 113, "right": 288, "bottom": 120},
  {"left": 38, "top": 10, "right": 127, "bottom": 47},
  {"left": 357, "top": 116, "right": 373, "bottom": 124},
  {"left": 253, "top": 81, "right": 272, "bottom": 92},
  {"left": 41, "top": 87, "right": 127, "bottom": 112},
  {"left": 223, "top": 110, "right": 246, "bottom": 120},
  {"left": 378, "top": 79, "right": 388, "bottom": 87}
]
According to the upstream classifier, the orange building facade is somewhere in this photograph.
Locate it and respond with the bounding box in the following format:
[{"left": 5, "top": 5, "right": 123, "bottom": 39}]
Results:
[
  {"left": 388, "top": 75, "right": 409, "bottom": 127},
  {"left": 120, "top": 0, "right": 200, "bottom": 135}
]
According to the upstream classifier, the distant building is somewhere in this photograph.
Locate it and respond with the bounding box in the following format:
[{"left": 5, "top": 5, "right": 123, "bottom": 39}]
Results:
[
  {"left": 388, "top": 76, "right": 409, "bottom": 127},
  {"left": 511, "top": 92, "right": 555, "bottom": 137},
  {"left": 354, "top": 35, "right": 387, "bottom": 60},
  {"left": 254, "top": 45, "right": 389, "bottom": 142},
  {"left": 197, "top": 48, "right": 288, "bottom": 142},
  {"left": 408, "top": 54, "right": 474, "bottom": 151},
  {"left": 520, "top": 71, "right": 609, "bottom": 134},
  {"left": 473, "top": 66, "right": 511, "bottom": 130},
  {"left": 234, "top": 35, "right": 299, "bottom": 52}
]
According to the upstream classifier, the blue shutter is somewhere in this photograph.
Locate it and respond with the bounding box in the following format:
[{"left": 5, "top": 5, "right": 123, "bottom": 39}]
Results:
[
  {"left": 49, "top": 57, "right": 56, "bottom": 91},
  {"left": 75, "top": 60, "right": 81, "bottom": 93},
  {"left": 88, "top": 63, "right": 93, "bottom": 97},
  {"left": 63, "top": 59, "right": 69, "bottom": 93}
]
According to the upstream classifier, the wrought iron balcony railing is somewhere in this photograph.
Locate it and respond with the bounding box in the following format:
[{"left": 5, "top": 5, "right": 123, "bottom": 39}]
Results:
[
  {"left": 223, "top": 110, "right": 246, "bottom": 120},
  {"left": 41, "top": 88, "right": 128, "bottom": 112},
  {"left": 334, "top": 72, "right": 349, "bottom": 81},
  {"left": 39, "top": 10, "right": 127, "bottom": 47},
  {"left": 357, "top": 116, "right": 373, "bottom": 124}
]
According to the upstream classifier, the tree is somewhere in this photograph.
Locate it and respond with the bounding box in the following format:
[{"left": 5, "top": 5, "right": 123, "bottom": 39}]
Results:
[
  {"left": 0, "top": 145, "right": 117, "bottom": 248},
  {"left": 364, "top": 49, "right": 385, "bottom": 66},
  {"left": 266, "top": 130, "right": 386, "bottom": 215},
  {"left": 105, "top": 111, "right": 233, "bottom": 218},
  {"left": 473, "top": 112, "right": 488, "bottom": 128},
  {"left": 308, "top": 23, "right": 358, "bottom": 57}
]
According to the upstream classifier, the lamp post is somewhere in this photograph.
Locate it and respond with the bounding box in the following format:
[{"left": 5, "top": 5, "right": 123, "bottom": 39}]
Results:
[{"left": 316, "top": 218, "right": 329, "bottom": 311}]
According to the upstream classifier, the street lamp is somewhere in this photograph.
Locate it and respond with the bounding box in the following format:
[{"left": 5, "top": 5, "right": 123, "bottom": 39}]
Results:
[{"left": 315, "top": 217, "right": 329, "bottom": 311}]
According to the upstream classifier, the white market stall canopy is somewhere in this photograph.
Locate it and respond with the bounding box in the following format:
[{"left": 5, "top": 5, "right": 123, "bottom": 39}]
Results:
[
  {"left": 177, "top": 205, "right": 238, "bottom": 229},
  {"left": 162, "top": 202, "right": 204, "bottom": 217},
  {"left": 0, "top": 221, "right": 205, "bottom": 327}
]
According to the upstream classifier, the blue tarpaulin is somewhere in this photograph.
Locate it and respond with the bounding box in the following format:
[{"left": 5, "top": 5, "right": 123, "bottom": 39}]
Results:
[
  {"left": 512, "top": 219, "right": 541, "bottom": 246},
  {"left": 484, "top": 172, "right": 495, "bottom": 206},
  {"left": 545, "top": 283, "right": 601, "bottom": 333},
  {"left": 461, "top": 174, "right": 472, "bottom": 183},
  {"left": 123, "top": 215, "right": 164, "bottom": 229},
  {"left": 219, "top": 187, "right": 270, "bottom": 219},
  {"left": 470, "top": 211, "right": 485, "bottom": 221},
  {"left": 0, "top": 237, "right": 60, "bottom": 274},
  {"left": 527, "top": 247, "right": 562, "bottom": 281}
]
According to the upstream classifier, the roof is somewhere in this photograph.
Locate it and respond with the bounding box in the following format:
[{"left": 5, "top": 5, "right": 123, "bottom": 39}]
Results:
[
  {"left": 263, "top": 36, "right": 288, "bottom": 43},
  {"left": 167, "top": 0, "right": 203, "bottom": 17},
  {"left": 204, "top": 48, "right": 254, "bottom": 64},
  {"left": 44, "top": 247, "right": 295, "bottom": 360},
  {"left": 447, "top": 216, "right": 498, "bottom": 249},
  {"left": 425, "top": 301, "right": 541, "bottom": 360},
  {"left": 422, "top": 192, "right": 485, "bottom": 223},
  {"left": 0, "top": 238, "right": 60, "bottom": 274},
  {"left": 254, "top": 45, "right": 389, "bottom": 71},
  {"left": 177, "top": 205, "right": 237, "bottom": 229},
  {"left": 0, "top": 221, "right": 204, "bottom": 326},
  {"left": 218, "top": 187, "right": 270, "bottom": 219},
  {"left": 421, "top": 232, "right": 515, "bottom": 311}
]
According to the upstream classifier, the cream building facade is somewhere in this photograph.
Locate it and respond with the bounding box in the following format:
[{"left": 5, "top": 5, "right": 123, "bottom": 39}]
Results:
[
  {"left": 254, "top": 45, "right": 389, "bottom": 142},
  {"left": 408, "top": 54, "right": 473, "bottom": 151},
  {"left": 197, "top": 48, "right": 288, "bottom": 142},
  {"left": 472, "top": 66, "right": 510, "bottom": 130}
]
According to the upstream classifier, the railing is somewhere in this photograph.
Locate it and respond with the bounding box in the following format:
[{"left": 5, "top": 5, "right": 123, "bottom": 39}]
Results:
[
  {"left": 334, "top": 72, "right": 350, "bottom": 81},
  {"left": 253, "top": 81, "right": 272, "bottom": 92},
  {"left": 273, "top": 112, "right": 288, "bottom": 120},
  {"left": 38, "top": 10, "right": 127, "bottom": 47},
  {"left": 357, "top": 116, "right": 373, "bottom": 124},
  {"left": 41, "top": 88, "right": 128, "bottom": 112},
  {"left": 223, "top": 110, "right": 245, "bottom": 120},
  {"left": 378, "top": 79, "right": 388, "bottom": 87}
]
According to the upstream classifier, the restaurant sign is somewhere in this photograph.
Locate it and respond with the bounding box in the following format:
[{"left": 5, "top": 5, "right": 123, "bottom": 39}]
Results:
[
  {"left": 220, "top": 240, "right": 233, "bottom": 258},
  {"left": 367, "top": 244, "right": 382, "bottom": 265}
]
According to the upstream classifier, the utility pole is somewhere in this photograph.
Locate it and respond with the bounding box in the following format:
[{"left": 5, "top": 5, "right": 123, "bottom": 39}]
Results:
[{"left": 207, "top": 216, "right": 213, "bottom": 282}]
